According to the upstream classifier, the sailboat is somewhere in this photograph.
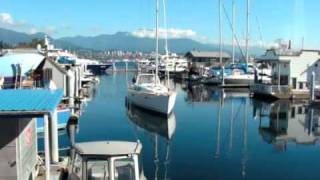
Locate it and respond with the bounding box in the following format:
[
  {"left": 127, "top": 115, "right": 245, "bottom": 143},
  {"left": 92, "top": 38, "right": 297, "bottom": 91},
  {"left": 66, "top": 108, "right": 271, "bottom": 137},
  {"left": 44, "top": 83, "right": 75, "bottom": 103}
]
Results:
[
  {"left": 223, "top": 0, "right": 255, "bottom": 86},
  {"left": 126, "top": 0, "right": 176, "bottom": 115}
]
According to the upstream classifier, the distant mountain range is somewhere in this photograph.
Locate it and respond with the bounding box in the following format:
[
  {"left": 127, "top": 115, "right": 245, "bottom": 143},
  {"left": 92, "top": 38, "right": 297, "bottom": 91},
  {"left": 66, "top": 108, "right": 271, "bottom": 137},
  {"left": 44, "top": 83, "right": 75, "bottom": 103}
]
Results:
[{"left": 0, "top": 27, "right": 265, "bottom": 56}]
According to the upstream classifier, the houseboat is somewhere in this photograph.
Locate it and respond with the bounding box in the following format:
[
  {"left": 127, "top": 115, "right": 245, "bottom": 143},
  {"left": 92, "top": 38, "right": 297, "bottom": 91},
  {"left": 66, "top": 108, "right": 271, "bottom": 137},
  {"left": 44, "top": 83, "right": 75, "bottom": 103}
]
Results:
[{"left": 252, "top": 48, "right": 320, "bottom": 100}]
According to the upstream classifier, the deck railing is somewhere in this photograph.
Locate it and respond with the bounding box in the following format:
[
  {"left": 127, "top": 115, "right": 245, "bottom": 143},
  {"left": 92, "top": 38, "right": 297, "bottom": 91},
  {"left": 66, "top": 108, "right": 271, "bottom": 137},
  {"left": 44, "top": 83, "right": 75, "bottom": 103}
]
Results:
[{"left": 253, "top": 83, "right": 290, "bottom": 95}]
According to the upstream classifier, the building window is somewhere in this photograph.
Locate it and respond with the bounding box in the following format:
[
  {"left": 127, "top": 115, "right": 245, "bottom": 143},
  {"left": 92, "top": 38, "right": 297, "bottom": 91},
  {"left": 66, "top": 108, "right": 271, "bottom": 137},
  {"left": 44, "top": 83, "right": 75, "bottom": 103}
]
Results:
[
  {"left": 43, "top": 68, "right": 53, "bottom": 82},
  {"left": 299, "top": 82, "right": 304, "bottom": 89},
  {"left": 292, "top": 78, "right": 297, "bottom": 89},
  {"left": 291, "top": 107, "right": 295, "bottom": 118},
  {"left": 298, "top": 107, "right": 303, "bottom": 114}
]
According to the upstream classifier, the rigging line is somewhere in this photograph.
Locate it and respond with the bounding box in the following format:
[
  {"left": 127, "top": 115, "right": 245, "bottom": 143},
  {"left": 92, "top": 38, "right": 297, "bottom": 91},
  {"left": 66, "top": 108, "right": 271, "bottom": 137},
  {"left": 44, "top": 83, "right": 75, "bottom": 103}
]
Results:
[{"left": 222, "top": 3, "right": 246, "bottom": 61}]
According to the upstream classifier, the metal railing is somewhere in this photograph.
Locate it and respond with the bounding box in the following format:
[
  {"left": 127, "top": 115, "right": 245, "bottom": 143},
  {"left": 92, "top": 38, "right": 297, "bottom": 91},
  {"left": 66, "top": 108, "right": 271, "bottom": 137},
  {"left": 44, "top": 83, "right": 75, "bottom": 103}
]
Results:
[{"left": 253, "top": 83, "right": 290, "bottom": 95}]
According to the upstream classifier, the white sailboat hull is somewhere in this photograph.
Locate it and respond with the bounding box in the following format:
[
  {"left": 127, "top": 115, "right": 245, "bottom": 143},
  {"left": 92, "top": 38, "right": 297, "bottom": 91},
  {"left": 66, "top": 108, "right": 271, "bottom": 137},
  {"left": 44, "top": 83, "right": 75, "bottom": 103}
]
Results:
[
  {"left": 127, "top": 89, "right": 176, "bottom": 115},
  {"left": 224, "top": 74, "right": 255, "bottom": 85}
]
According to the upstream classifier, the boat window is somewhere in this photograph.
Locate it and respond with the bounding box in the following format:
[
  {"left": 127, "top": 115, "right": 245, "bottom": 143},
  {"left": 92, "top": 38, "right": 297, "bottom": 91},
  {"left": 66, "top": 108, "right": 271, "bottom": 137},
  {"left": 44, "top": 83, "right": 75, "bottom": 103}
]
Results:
[
  {"left": 114, "top": 158, "right": 136, "bottom": 180},
  {"left": 87, "top": 160, "right": 109, "bottom": 179},
  {"left": 137, "top": 75, "right": 159, "bottom": 84}
]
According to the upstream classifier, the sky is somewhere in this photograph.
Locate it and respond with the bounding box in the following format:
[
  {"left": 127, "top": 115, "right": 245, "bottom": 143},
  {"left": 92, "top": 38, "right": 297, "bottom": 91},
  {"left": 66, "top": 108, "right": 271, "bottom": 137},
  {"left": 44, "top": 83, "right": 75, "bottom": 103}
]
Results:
[{"left": 0, "top": 0, "right": 318, "bottom": 48}]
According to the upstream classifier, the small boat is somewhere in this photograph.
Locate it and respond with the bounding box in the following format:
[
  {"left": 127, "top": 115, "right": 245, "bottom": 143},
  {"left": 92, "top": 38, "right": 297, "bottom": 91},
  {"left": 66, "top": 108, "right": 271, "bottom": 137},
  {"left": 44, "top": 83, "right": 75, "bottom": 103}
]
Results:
[
  {"left": 127, "top": 74, "right": 176, "bottom": 115},
  {"left": 159, "top": 53, "right": 188, "bottom": 74},
  {"left": 223, "top": 64, "right": 255, "bottom": 86},
  {"left": 68, "top": 141, "right": 142, "bottom": 180}
]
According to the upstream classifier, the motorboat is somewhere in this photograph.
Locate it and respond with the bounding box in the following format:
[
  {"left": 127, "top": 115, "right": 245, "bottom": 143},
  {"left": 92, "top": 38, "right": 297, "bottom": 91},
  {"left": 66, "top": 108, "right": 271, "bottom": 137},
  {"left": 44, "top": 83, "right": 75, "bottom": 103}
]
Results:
[
  {"left": 127, "top": 74, "right": 176, "bottom": 115},
  {"left": 158, "top": 53, "right": 188, "bottom": 74},
  {"left": 68, "top": 141, "right": 142, "bottom": 180},
  {"left": 223, "top": 63, "right": 255, "bottom": 86}
]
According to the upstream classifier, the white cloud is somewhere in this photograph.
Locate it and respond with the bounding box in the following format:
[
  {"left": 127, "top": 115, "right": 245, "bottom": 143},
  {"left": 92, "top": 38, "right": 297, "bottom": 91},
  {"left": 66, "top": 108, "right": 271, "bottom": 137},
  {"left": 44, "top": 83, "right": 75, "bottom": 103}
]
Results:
[
  {"left": 0, "top": 13, "right": 14, "bottom": 25},
  {"left": 29, "top": 27, "right": 38, "bottom": 34},
  {"left": 131, "top": 28, "right": 211, "bottom": 43}
]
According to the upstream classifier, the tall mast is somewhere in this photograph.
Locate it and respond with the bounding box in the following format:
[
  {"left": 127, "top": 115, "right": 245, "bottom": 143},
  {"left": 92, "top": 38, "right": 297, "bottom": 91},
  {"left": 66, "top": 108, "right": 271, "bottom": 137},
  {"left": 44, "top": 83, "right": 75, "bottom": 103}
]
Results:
[
  {"left": 163, "top": 0, "right": 170, "bottom": 86},
  {"left": 245, "top": 0, "right": 250, "bottom": 65},
  {"left": 219, "top": 0, "right": 225, "bottom": 85},
  {"left": 163, "top": 0, "right": 169, "bottom": 56},
  {"left": 219, "top": 0, "right": 223, "bottom": 66},
  {"left": 155, "top": 0, "right": 159, "bottom": 82},
  {"left": 232, "top": 1, "right": 236, "bottom": 64}
]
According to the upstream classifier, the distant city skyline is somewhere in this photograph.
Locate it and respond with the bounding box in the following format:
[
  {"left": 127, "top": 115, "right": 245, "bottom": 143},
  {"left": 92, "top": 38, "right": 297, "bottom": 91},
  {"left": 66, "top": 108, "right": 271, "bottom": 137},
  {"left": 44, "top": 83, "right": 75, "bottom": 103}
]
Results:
[{"left": 0, "top": 0, "right": 317, "bottom": 48}]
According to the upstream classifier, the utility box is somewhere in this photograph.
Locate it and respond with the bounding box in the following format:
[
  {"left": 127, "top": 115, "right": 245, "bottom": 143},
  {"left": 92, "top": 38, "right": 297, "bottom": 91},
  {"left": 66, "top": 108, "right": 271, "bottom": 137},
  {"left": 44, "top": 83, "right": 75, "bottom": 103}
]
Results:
[{"left": 0, "top": 117, "right": 37, "bottom": 180}]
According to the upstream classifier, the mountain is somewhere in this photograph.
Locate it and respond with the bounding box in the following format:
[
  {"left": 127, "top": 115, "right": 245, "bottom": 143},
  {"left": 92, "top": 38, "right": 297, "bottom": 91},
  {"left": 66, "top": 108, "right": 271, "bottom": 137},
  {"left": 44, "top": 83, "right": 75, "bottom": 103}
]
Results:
[
  {"left": 0, "top": 27, "right": 265, "bottom": 55},
  {"left": 56, "top": 32, "right": 218, "bottom": 54},
  {"left": 0, "top": 28, "right": 46, "bottom": 45}
]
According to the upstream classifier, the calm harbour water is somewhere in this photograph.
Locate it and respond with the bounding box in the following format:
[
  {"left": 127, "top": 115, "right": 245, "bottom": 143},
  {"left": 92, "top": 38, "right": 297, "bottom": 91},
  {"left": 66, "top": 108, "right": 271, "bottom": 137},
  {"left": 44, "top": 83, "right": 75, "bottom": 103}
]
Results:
[{"left": 58, "top": 72, "right": 320, "bottom": 180}]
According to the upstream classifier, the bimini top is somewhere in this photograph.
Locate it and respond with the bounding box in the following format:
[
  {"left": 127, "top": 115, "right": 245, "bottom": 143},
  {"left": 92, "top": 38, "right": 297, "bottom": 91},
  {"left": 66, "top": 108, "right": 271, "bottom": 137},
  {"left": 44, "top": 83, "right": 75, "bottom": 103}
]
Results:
[
  {"left": 75, "top": 141, "right": 142, "bottom": 157},
  {"left": 0, "top": 89, "right": 63, "bottom": 115},
  {"left": 0, "top": 53, "right": 44, "bottom": 77}
]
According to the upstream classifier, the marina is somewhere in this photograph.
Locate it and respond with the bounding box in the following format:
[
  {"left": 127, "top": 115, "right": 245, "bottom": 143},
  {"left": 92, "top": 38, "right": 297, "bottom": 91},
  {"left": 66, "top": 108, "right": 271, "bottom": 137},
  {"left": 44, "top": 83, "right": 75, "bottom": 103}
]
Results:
[{"left": 51, "top": 73, "right": 320, "bottom": 179}]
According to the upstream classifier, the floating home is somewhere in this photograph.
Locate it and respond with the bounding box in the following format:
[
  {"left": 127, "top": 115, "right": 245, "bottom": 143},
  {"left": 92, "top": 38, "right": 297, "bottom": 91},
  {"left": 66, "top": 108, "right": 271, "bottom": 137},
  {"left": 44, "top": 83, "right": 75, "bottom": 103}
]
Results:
[
  {"left": 185, "top": 51, "right": 231, "bottom": 69},
  {"left": 0, "top": 89, "right": 63, "bottom": 180},
  {"left": 252, "top": 49, "right": 320, "bottom": 99}
]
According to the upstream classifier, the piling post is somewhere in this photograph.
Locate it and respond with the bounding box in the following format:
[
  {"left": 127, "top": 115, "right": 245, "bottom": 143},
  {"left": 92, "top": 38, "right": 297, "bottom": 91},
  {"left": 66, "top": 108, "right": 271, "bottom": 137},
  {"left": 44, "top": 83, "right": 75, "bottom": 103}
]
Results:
[
  {"left": 311, "top": 71, "right": 315, "bottom": 101},
  {"left": 50, "top": 109, "right": 59, "bottom": 163},
  {"left": 44, "top": 114, "right": 51, "bottom": 180}
]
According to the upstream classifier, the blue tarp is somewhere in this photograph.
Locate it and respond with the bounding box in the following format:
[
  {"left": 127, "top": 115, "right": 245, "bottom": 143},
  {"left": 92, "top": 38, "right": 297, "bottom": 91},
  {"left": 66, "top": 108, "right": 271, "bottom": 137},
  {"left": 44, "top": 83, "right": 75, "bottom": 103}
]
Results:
[
  {"left": 0, "top": 53, "right": 44, "bottom": 77},
  {"left": 0, "top": 89, "right": 64, "bottom": 113},
  {"left": 57, "top": 56, "right": 75, "bottom": 65}
]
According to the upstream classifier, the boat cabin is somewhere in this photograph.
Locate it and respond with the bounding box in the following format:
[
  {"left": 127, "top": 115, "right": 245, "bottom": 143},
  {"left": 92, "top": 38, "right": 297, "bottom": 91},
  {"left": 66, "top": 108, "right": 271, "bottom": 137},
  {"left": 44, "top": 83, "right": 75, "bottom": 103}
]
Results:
[
  {"left": 253, "top": 49, "right": 320, "bottom": 99},
  {"left": 68, "top": 141, "right": 142, "bottom": 180},
  {"left": 133, "top": 74, "right": 160, "bottom": 85}
]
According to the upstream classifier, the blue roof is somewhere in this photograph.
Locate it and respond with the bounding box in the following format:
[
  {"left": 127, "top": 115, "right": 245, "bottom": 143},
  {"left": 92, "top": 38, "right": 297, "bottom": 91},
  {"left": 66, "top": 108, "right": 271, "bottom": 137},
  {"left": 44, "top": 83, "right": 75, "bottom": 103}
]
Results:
[
  {"left": 0, "top": 53, "right": 44, "bottom": 77},
  {"left": 0, "top": 89, "right": 63, "bottom": 114}
]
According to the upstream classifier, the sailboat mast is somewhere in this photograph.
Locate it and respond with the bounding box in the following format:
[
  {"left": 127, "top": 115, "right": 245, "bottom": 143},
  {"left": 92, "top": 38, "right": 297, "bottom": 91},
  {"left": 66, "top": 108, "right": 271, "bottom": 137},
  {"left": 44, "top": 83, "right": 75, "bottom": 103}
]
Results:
[
  {"left": 232, "top": 1, "right": 236, "bottom": 64},
  {"left": 245, "top": 0, "right": 250, "bottom": 65},
  {"left": 155, "top": 0, "right": 159, "bottom": 81},
  {"left": 163, "top": 0, "right": 169, "bottom": 56},
  {"left": 219, "top": 0, "right": 225, "bottom": 85},
  {"left": 163, "top": 0, "right": 170, "bottom": 86},
  {"left": 219, "top": 0, "right": 223, "bottom": 66}
]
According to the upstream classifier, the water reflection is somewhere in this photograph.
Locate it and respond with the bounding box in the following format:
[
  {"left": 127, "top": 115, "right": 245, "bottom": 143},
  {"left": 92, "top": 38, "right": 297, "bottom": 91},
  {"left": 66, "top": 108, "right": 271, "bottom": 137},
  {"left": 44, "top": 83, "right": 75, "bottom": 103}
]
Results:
[
  {"left": 254, "top": 100, "right": 320, "bottom": 150},
  {"left": 126, "top": 102, "right": 176, "bottom": 180}
]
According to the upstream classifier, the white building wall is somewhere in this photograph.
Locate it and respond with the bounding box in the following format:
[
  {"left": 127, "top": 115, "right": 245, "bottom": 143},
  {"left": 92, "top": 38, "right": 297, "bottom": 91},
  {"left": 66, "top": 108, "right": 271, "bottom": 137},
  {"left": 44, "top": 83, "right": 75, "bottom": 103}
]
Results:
[
  {"left": 42, "top": 61, "right": 66, "bottom": 95},
  {"left": 287, "top": 51, "right": 320, "bottom": 83}
]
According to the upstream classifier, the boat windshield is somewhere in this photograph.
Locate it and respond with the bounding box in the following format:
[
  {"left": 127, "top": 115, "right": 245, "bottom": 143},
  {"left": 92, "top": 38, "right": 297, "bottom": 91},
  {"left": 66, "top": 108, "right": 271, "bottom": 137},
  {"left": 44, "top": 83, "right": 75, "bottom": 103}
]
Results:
[{"left": 137, "top": 74, "right": 160, "bottom": 84}]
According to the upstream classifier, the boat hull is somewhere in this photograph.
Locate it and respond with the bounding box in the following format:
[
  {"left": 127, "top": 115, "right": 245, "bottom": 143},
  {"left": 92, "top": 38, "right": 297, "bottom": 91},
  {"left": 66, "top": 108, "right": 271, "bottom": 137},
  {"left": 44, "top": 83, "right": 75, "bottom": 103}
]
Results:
[
  {"left": 224, "top": 75, "right": 254, "bottom": 85},
  {"left": 127, "top": 89, "right": 176, "bottom": 115}
]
